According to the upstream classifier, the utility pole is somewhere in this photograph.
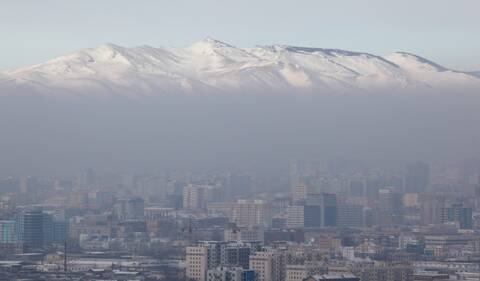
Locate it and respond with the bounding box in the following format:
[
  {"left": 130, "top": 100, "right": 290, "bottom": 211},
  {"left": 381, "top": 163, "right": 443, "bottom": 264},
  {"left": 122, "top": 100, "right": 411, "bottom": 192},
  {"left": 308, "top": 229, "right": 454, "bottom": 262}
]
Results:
[{"left": 64, "top": 240, "right": 68, "bottom": 280}]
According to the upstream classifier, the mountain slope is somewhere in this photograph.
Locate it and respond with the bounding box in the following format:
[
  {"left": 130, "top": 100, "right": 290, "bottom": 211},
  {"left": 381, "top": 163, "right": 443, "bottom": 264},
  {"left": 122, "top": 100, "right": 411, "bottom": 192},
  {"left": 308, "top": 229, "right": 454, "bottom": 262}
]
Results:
[
  {"left": 1, "top": 38, "right": 479, "bottom": 97},
  {"left": 468, "top": 71, "right": 480, "bottom": 78}
]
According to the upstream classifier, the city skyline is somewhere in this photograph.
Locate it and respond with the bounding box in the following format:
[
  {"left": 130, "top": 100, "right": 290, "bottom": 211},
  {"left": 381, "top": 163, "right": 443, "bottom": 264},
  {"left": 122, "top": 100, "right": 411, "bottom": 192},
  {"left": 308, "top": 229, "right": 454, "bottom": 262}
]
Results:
[
  {"left": 2, "top": 1, "right": 480, "bottom": 281},
  {"left": 1, "top": 158, "right": 480, "bottom": 280}
]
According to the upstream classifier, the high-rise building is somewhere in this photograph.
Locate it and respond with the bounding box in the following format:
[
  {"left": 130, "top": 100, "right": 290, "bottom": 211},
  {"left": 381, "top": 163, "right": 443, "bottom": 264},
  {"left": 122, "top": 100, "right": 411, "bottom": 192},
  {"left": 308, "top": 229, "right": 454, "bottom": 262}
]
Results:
[
  {"left": 186, "top": 246, "right": 209, "bottom": 281},
  {"left": 303, "top": 205, "right": 322, "bottom": 228},
  {"left": 0, "top": 220, "right": 17, "bottom": 243},
  {"left": 305, "top": 193, "right": 337, "bottom": 227},
  {"left": 126, "top": 197, "right": 145, "bottom": 220},
  {"left": 271, "top": 217, "right": 287, "bottom": 229},
  {"left": 225, "top": 243, "right": 252, "bottom": 269},
  {"left": 440, "top": 202, "right": 473, "bottom": 229},
  {"left": 87, "top": 190, "right": 114, "bottom": 209},
  {"left": 187, "top": 241, "right": 256, "bottom": 281},
  {"left": 52, "top": 220, "right": 69, "bottom": 243},
  {"left": 232, "top": 200, "right": 270, "bottom": 227},
  {"left": 114, "top": 197, "right": 145, "bottom": 221},
  {"left": 183, "top": 184, "right": 208, "bottom": 210},
  {"left": 15, "top": 208, "right": 68, "bottom": 250},
  {"left": 286, "top": 206, "right": 304, "bottom": 229},
  {"left": 19, "top": 176, "right": 30, "bottom": 194},
  {"left": 250, "top": 251, "right": 273, "bottom": 281},
  {"left": 321, "top": 193, "right": 337, "bottom": 227},
  {"left": 249, "top": 249, "right": 286, "bottom": 281},
  {"left": 337, "top": 204, "right": 364, "bottom": 228},
  {"left": 292, "top": 184, "right": 308, "bottom": 203},
  {"left": 289, "top": 160, "right": 301, "bottom": 195},
  {"left": 420, "top": 194, "right": 445, "bottom": 225},
  {"left": 16, "top": 208, "right": 49, "bottom": 250},
  {"left": 349, "top": 178, "right": 367, "bottom": 198},
  {"left": 378, "top": 188, "right": 404, "bottom": 225},
  {"left": 405, "top": 162, "right": 430, "bottom": 193},
  {"left": 287, "top": 193, "right": 337, "bottom": 229},
  {"left": 17, "top": 209, "right": 44, "bottom": 249}
]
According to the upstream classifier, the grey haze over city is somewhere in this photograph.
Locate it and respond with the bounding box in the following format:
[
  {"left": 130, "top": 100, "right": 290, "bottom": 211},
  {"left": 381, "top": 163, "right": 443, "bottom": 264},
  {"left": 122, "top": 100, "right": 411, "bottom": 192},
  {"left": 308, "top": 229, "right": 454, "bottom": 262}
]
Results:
[
  {"left": 3, "top": 2, "right": 480, "bottom": 281},
  {"left": 0, "top": 38, "right": 479, "bottom": 175}
]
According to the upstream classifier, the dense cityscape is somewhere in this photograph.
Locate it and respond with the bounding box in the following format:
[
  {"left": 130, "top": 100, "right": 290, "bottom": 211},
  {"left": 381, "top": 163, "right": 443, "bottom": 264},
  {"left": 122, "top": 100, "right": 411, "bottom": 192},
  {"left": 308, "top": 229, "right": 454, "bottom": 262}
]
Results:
[
  {"left": 0, "top": 159, "right": 480, "bottom": 281},
  {"left": 2, "top": 2, "right": 480, "bottom": 281}
]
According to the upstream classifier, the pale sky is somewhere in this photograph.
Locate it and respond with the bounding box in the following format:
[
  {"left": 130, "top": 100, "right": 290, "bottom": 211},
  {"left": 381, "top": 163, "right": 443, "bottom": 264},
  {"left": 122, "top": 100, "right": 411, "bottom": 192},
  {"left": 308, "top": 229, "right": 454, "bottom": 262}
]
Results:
[{"left": 1, "top": 0, "right": 479, "bottom": 71}]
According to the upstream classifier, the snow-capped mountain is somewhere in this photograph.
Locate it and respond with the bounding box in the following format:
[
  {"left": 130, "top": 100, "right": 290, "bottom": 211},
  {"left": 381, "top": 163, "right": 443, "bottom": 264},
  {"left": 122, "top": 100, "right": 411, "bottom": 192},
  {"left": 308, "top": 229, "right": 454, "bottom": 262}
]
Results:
[
  {"left": 469, "top": 71, "right": 480, "bottom": 78},
  {"left": 1, "top": 38, "right": 479, "bottom": 97}
]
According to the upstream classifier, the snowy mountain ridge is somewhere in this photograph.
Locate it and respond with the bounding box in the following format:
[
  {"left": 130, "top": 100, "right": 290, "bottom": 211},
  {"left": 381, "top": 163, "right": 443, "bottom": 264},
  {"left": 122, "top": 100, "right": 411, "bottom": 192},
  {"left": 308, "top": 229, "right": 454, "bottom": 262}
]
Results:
[{"left": 1, "top": 38, "right": 479, "bottom": 97}]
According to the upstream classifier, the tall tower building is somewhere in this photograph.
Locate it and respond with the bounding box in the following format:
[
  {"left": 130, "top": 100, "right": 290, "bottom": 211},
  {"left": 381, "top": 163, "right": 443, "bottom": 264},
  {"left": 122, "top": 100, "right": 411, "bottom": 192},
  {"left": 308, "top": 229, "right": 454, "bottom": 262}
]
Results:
[
  {"left": 378, "top": 188, "right": 404, "bottom": 225},
  {"left": 405, "top": 162, "right": 430, "bottom": 193},
  {"left": 292, "top": 184, "right": 308, "bottom": 203},
  {"left": 289, "top": 160, "right": 300, "bottom": 195},
  {"left": 19, "top": 176, "right": 30, "bottom": 194},
  {"left": 321, "top": 193, "right": 338, "bottom": 227},
  {"left": 16, "top": 208, "right": 54, "bottom": 250}
]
